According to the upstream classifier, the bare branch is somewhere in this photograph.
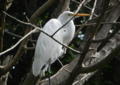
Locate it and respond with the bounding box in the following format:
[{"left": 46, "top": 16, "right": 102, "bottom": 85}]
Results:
[
  {"left": 0, "top": 28, "right": 37, "bottom": 56},
  {"left": 72, "top": 0, "right": 98, "bottom": 17},
  {"left": 89, "top": 0, "right": 97, "bottom": 20},
  {"left": 0, "top": 0, "right": 6, "bottom": 52},
  {"left": 5, "top": 29, "right": 22, "bottom": 38},
  {"left": 75, "top": 0, "right": 87, "bottom": 13},
  {"left": 76, "top": 22, "right": 120, "bottom": 27},
  {"left": 2, "top": 11, "right": 33, "bottom": 26}
]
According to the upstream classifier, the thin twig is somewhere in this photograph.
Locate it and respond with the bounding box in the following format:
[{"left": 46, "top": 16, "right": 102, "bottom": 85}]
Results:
[
  {"left": 75, "top": 0, "right": 86, "bottom": 13},
  {"left": 2, "top": 11, "right": 33, "bottom": 26},
  {"left": 89, "top": 0, "right": 97, "bottom": 20},
  {"left": 72, "top": 0, "right": 98, "bottom": 17},
  {"left": 75, "top": 22, "right": 120, "bottom": 27},
  {"left": 0, "top": 29, "right": 37, "bottom": 56},
  {"left": 5, "top": 29, "right": 22, "bottom": 38},
  {"left": 5, "top": 29, "right": 37, "bottom": 42}
]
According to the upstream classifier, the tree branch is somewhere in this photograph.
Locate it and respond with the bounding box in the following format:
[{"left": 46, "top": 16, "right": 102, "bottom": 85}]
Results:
[
  {"left": 0, "top": 0, "right": 6, "bottom": 52},
  {"left": 89, "top": 0, "right": 97, "bottom": 20},
  {"left": 37, "top": 32, "right": 120, "bottom": 85}
]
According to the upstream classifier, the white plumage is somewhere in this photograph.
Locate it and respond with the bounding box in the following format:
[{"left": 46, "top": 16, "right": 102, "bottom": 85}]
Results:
[
  {"left": 32, "top": 19, "right": 65, "bottom": 76},
  {"left": 32, "top": 11, "right": 89, "bottom": 76}
]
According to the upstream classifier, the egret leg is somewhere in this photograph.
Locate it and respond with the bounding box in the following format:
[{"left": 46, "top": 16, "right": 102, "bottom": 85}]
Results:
[
  {"left": 48, "top": 59, "right": 51, "bottom": 85},
  {"left": 57, "top": 58, "right": 64, "bottom": 66},
  {"left": 57, "top": 58, "right": 71, "bottom": 73}
]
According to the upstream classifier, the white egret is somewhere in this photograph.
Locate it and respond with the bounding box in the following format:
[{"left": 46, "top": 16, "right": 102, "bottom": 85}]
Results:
[{"left": 32, "top": 11, "right": 90, "bottom": 77}]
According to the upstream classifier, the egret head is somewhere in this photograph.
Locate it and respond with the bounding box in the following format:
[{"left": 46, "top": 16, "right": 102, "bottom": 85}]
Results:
[{"left": 57, "top": 11, "right": 90, "bottom": 44}]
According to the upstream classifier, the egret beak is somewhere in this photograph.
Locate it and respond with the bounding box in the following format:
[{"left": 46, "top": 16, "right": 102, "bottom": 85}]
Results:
[{"left": 71, "top": 13, "right": 90, "bottom": 16}]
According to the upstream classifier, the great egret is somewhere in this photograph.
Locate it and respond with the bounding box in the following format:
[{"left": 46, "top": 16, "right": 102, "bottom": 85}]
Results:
[{"left": 32, "top": 11, "right": 89, "bottom": 77}]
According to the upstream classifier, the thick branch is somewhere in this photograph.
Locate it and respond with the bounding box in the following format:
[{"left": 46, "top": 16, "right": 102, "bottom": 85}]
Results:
[
  {"left": 64, "top": 0, "right": 110, "bottom": 84},
  {"left": 38, "top": 1, "right": 120, "bottom": 85},
  {"left": 38, "top": 33, "right": 120, "bottom": 85}
]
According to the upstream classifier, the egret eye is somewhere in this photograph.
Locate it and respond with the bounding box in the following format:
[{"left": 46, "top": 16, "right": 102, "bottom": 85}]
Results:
[{"left": 64, "top": 29, "right": 66, "bottom": 32}]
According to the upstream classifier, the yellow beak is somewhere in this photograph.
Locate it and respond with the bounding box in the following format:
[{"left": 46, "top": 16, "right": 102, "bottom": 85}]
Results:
[{"left": 72, "top": 13, "right": 90, "bottom": 16}]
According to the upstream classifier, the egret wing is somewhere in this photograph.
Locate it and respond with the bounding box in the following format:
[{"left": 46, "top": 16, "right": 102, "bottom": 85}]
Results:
[{"left": 32, "top": 19, "right": 64, "bottom": 76}]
